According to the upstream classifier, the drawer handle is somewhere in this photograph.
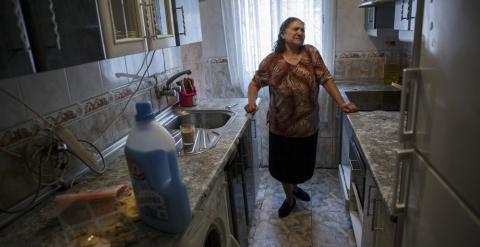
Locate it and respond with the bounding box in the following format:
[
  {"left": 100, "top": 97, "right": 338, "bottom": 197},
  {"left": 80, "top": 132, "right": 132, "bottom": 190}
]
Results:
[
  {"left": 392, "top": 149, "right": 414, "bottom": 214},
  {"left": 399, "top": 68, "right": 420, "bottom": 141}
]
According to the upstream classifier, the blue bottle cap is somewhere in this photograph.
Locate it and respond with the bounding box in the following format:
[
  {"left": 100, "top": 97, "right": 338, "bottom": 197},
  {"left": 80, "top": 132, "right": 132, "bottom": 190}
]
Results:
[{"left": 135, "top": 102, "right": 155, "bottom": 122}]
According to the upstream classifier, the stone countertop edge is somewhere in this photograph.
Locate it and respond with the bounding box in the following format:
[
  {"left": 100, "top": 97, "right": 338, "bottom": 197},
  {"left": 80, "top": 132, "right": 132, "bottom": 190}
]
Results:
[
  {"left": 0, "top": 98, "right": 251, "bottom": 246},
  {"left": 337, "top": 81, "right": 402, "bottom": 216}
]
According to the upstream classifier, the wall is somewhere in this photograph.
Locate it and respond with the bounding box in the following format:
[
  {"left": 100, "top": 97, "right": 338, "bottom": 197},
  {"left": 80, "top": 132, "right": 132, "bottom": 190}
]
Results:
[{"left": 0, "top": 47, "right": 183, "bottom": 210}]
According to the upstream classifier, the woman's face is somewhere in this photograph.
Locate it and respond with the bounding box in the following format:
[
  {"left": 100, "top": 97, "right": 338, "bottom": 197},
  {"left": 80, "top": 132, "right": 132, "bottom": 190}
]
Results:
[{"left": 282, "top": 20, "right": 305, "bottom": 48}]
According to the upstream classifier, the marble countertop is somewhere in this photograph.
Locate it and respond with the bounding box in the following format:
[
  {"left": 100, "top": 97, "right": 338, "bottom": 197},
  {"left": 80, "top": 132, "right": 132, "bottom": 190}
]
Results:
[
  {"left": 347, "top": 111, "right": 401, "bottom": 216},
  {"left": 338, "top": 81, "right": 402, "bottom": 216},
  {"left": 0, "top": 98, "right": 251, "bottom": 246}
]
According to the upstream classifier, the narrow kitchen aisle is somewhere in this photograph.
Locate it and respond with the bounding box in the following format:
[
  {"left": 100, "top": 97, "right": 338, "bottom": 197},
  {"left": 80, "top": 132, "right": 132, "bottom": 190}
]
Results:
[{"left": 249, "top": 168, "right": 356, "bottom": 247}]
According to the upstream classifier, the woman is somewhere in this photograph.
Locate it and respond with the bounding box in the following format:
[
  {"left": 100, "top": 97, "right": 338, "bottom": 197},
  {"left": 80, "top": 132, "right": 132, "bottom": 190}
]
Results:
[{"left": 245, "top": 17, "right": 357, "bottom": 218}]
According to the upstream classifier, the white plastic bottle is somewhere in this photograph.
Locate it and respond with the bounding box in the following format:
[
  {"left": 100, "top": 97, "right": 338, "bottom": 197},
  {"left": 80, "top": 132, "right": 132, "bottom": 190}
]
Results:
[{"left": 124, "top": 101, "right": 191, "bottom": 233}]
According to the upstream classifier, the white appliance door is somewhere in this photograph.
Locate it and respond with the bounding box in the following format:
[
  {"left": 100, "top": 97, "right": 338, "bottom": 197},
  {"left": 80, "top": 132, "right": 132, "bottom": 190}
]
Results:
[
  {"left": 404, "top": 0, "right": 480, "bottom": 215},
  {"left": 402, "top": 152, "right": 480, "bottom": 247}
]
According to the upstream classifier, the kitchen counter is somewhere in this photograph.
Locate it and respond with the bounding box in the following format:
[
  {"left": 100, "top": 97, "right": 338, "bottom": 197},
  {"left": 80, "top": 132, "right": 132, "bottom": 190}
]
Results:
[
  {"left": 338, "top": 81, "right": 402, "bottom": 216},
  {"left": 0, "top": 98, "right": 251, "bottom": 246},
  {"left": 347, "top": 111, "right": 401, "bottom": 216}
]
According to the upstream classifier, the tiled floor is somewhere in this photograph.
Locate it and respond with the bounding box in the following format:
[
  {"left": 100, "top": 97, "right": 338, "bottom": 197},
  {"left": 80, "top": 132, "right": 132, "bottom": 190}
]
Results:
[{"left": 248, "top": 168, "right": 357, "bottom": 247}]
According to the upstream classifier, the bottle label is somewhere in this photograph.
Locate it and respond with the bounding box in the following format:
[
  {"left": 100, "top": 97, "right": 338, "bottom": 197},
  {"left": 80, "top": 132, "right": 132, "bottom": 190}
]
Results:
[{"left": 127, "top": 159, "right": 169, "bottom": 221}]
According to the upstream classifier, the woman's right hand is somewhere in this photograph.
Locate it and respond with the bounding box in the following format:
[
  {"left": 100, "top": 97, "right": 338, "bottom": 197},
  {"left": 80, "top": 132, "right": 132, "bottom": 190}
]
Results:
[{"left": 244, "top": 102, "right": 258, "bottom": 113}]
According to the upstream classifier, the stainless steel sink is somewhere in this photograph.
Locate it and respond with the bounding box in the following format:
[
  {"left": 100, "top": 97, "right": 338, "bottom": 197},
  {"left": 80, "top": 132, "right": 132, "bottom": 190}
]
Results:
[
  {"left": 155, "top": 109, "right": 237, "bottom": 155},
  {"left": 345, "top": 90, "right": 401, "bottom": 111}
]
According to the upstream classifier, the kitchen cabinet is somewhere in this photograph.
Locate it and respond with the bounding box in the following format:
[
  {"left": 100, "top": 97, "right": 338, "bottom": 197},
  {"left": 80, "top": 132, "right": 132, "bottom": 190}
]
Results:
[
  {"left": 172, "top": 0, "right": 202, "bottom": 46},
  {"left": 225, "top": 119, "right": 257, "bottom": 247},
  {"left": 97, "top": 0, "right": 176, "bottom": 58},
  {"left": 394, "top": 0, "right": 417, "bottom": 41},
  {"left": 20, "top": 0, "right": 105, "bottom": 72},
  {"left": 0, "top": 0, "right": 36, "bottom": 79},
  {"left": 361, "top": 169, "right": 400, "bottom": 247},
  {"left": 361, "top": 3, "right": 396, "bottom": 37}
]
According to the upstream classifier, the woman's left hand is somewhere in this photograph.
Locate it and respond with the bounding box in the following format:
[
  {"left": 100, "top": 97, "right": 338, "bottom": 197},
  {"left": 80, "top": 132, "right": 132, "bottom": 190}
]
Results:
[{"left": 340, "top": 102, "right": 358, "bottom": 113}]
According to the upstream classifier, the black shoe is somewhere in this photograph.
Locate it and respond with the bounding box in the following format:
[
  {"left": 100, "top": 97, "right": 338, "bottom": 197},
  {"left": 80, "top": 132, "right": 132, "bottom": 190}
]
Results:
[
  {"left": 278, "top": 199, "right": 296, "bottom": 218},
  {"left": 293, "top": 187, "right": 310, "bottom": 201}
]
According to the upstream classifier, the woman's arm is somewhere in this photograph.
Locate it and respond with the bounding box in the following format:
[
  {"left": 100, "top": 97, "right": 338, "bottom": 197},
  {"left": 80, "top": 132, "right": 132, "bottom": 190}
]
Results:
[
  {"left": 245, "top": 82, "right": 260, "bottom": 113},
  {"left": 322, "top": 79, "right": 357, "bottom": 113}
]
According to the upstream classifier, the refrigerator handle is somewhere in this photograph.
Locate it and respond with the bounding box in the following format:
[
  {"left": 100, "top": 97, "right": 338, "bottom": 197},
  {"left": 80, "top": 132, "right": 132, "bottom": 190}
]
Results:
[
  {"left": 399, "top": 68, "right": 420, "bottom": 141},
  {"left": 392, "top": 149, "right": 414, "bottom": 214}
]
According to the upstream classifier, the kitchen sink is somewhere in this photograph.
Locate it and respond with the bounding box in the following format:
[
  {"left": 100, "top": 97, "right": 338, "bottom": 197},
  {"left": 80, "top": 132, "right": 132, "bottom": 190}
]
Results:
[
  {"left": 345, "top": 90, "right": 401, "bottom": 111},
  {"left": 155, "top": 109, "right": 237, "bottom": 155}
]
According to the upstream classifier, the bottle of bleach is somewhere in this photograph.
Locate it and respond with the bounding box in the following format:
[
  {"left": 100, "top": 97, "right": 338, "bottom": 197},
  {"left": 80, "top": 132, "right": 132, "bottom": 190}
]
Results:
[{"left": 124, "top": 101, "right": 191, "bottom": 233}]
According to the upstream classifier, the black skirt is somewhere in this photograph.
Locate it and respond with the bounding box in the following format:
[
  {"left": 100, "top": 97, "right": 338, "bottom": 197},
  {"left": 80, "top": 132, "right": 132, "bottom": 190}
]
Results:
[{"left": 268, "top": 131, "right": 318, "bottom": 184}]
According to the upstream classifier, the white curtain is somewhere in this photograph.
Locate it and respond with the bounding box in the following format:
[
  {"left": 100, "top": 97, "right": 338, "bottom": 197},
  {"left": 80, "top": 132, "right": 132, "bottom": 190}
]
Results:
[{"left": 221, "top": 0, "right": 335, "bottom": 96}]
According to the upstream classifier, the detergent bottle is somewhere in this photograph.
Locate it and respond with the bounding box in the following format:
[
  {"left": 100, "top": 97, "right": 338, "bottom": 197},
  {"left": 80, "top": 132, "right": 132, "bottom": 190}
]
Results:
[{"left": 124, "top": 101, "right": 191, "bottom": 233}]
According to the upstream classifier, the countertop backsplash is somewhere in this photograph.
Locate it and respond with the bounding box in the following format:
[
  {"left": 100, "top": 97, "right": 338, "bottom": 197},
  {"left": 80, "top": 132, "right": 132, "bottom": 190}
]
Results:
[{"left": 0, "top": 47, "right": 185, "bottom": 219}]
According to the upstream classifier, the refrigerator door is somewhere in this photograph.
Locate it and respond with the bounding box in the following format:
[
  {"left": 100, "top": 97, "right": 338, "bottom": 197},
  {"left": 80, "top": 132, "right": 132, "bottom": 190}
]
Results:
[
  {"left": 402, "top": 152, "right": 480, "bottom": 247},
  {"left": 405, "top": 0, "right": 480, "bottom": 214}
]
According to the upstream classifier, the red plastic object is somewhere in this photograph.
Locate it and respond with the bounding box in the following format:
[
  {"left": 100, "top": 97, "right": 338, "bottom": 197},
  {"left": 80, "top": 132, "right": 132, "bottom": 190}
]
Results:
[{"left": 179, "top": 90, "right": 196, "bottom": 107}]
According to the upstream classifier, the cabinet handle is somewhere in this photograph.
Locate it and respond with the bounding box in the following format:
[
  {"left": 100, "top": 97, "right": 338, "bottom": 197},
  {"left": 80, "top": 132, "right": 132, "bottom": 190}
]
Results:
[
  {"left": 176, "top": 6, "right": 186, "bottom": 35},
  {"left": 392, "top": 149, "right": 414, "bottom": 214},
  {"left": 371, "top": 199, "right": 384, "bottom": 231},
  {"left": 399, "top": 68, "right": 420, "bottom": 141},
  {"left": 366, "top": 185, "right": 375, "bottom": 216},
  {"left": 47, "top": 0, "right": 61, "bottom": 50}
]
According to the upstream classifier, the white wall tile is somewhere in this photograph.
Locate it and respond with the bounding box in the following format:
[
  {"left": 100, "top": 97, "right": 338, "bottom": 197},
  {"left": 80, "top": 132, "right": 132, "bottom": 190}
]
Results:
[
  {"left": 163, "top": 46, "right": 183, "bottom": 70},
  {"left": 125, "top": 52, "right": 150, "bottom": 79},
  {"left": 0, "top": 78, "right": 27, "bottom": 129},
  {"left": 181, "top": 43, "right": 203, "bottom": 64},
  {"left": 147, "top": 49, "right": 165, "bottom": 75},
  {"left": 99, "top": 56, "right": 129, "bottom": 91},
  {"left": 18, "top": 69, "right": 69, "bottom": 117},
  {"left": 65, "top": 61, "right": 104, "bottom": 103}
]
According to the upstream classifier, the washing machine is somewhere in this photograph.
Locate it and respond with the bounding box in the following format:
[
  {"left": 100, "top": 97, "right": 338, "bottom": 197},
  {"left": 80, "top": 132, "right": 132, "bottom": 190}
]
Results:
[{"left": 178, "top": 172, "right": 240, "bottom": 247}]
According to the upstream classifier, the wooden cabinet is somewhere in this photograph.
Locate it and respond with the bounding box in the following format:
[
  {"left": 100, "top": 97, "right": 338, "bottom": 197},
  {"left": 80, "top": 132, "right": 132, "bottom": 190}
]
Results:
[{"left": 172, "top": 0, "right": 202, "bottom": 46}]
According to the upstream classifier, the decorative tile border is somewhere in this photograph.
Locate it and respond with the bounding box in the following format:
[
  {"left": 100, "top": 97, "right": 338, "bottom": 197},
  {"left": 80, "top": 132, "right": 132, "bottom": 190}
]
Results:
[
  {"left": 206, "top": 57, "right": 228, "bottom": 64},
  {"left": 112, "top": 78, "right": 155, "bottom": 103},
  {"left": 336, "top": 51, "right": 386, "bottom": 59},
  {"left": 0, "top": 121, "right": 40, "bottom": 147},
  {"left": 81, "top": 92, "right": 113, "bottom": 116},
  {"left": 44, "top": 104, "right": 83, "bottom": 126}
]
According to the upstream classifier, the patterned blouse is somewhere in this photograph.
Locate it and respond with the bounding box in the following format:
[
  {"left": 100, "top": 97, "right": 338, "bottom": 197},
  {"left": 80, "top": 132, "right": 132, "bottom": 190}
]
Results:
[{"left": 251, "top": 44, "right": 333, "bottom": 137}]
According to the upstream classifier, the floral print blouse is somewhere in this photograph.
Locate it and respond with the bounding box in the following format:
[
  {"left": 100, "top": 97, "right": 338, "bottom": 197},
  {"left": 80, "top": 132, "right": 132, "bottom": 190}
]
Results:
[{"left": 251, "top": 44, "right": 333, "bottom": 137}]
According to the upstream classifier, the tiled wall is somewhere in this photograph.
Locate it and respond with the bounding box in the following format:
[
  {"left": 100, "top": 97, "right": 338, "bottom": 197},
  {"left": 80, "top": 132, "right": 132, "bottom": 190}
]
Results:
[{"left": 0, "top": 47, "right": 184, "bottom": 209}]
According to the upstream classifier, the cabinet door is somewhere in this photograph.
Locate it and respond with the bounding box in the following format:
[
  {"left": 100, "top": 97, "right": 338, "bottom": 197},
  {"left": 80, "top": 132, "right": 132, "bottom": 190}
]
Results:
[
  {"left": 21, "top": 0, "right": 105, "bottom": 71},
  {"left": 173, "top": 0, "right": 202, "bottom": 45},
  {"left": 361, "top": 169, "right": 378, "bottom": 247},
  {"left": 97, "top": 0, "right": 147, "bottom": 58},
  {"left": 144, "top": 0, "right": 176, "bottom": 50},
  {"left": 394, "top": 0, "right": 409, "bottom": 30},
  {"left": 373, "top": 200, "right": 399, "bottom": 247},
  {"left": 408, "top": 0, "right": 417, "bottom": 30},
  {"left": 0, "top": 0, "right": 35, "bottom": 79}
]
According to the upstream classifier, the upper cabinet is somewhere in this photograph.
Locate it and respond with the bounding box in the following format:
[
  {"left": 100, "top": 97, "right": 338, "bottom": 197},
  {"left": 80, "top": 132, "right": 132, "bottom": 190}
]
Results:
[
  {"left": 21, "top": 0, "right": 105, "bottom": 71},
  {"left": 0, "top": 0, "right": 36, "bottom": 79},
  {"left": 0, "top": 0, "right": 183, "bottom": 80},
  {"left": 359, "top": 1, "right": 396, "bottom": 37},
  {"left": 172, "top": 0, "right": 202, "bottom": 46},
  {"left": 97, "top": 0, "right": 176, "bottom": 58},
  {"left": 394, "top": 0, "right": 417, "bottom": 42}
]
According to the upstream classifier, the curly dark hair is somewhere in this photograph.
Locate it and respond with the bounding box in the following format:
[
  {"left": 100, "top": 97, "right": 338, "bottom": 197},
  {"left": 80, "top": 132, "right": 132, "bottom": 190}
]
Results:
[{"left": 273, "top": 17, "right": 305, "bottom": 53}]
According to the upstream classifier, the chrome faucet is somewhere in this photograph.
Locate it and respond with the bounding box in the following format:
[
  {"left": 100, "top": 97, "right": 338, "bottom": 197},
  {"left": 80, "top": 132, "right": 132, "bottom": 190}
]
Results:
[
  {"left": 164, "top": 69, "right": 192, "bottom": 89},
  {"left": 156, "top": 69, "right": 192, "bottom": 97}
]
